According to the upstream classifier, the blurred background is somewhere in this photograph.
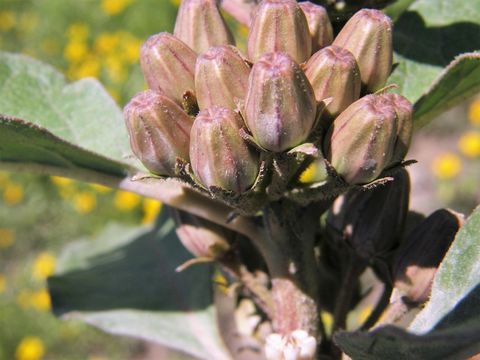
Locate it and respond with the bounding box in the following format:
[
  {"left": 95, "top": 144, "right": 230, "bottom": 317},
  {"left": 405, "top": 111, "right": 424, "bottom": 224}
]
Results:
[{"left": 0, "top": 0, "right": 479, "bottom": 359}]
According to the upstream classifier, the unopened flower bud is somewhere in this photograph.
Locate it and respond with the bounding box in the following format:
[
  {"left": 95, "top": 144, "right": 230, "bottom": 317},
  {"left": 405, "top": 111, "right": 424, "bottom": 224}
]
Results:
[
  {"left": 174, "top": 0, "right": 235, "bottom": 54},
  {"left": 327, "top": 168, "right": 410, "bottom": 260},
  {"left": 299, "top": 2, "right": 333, "bottom": 52},
  {"left": 305, "top": 45, "right": 361, "bottom": 119},
  {"left": 247, "top": 0, "right": 311, "bottom": 63},
  {"left": 195, "top": 45, "right": 250, "bottom": 110},
  {"left": 190, "top": 106, "right": 259, "bottom": 192},
  {"left": 140, "top": 33, "right": 196, "bottom": 105},
  {"left": 124, "top": 90, "right": 193, "bottom": 176},
  {"left": 324, "top": 94, "right": 399, "bottom": 184},
  {"left": 393, "top": 209, "right": 464, "bottom": 304},
  {"left": 265, "top": 330, "right": 317, "bottom": 360},
  {"left": 172, "top": 209, "right": 231, "bottom": 258},
  {"left": 385, "top": 93, "right": 413, "bottom": 163},
  {"left": 245, "top": 52, "right": 316, "bottom": 152},
  {"left": 333, "top": 9, "right": 393, "bottom": 92}
]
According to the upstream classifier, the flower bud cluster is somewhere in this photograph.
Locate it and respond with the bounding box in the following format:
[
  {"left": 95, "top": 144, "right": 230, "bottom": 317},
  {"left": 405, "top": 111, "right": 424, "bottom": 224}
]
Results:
[{"left": 124, "top": 0, "right": 414, "bottom": 195}]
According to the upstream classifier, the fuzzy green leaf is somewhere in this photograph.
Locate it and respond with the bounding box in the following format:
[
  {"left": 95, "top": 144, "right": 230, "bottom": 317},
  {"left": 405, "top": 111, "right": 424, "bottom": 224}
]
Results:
[
  {"left": 48, "top": 210, "right": 230, "bottom": 360},
  {"left": 334, "top": 206, "right": 480, "bottom": 360},
  {"left": 388, "top": 0, "right": 480, "bottom": 127},
  {"left": 0, "top": 52, "right": 138, "bottom": 176}
]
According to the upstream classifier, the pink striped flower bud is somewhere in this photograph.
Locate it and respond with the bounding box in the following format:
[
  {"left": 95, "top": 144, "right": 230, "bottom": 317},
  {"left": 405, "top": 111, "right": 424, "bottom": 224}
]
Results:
[
  {"left": 299, "top": 2, "right": 333, "bottom": 52},
  {"left": 244, "top": 52, "right": 316, "bottom": 152},
  {"left": 124, "top": 90, "right": 193, "bottom": 176},
  {"left": 174, "top": 0, "right": 235, "bottom": 54},
  {"left": 247, "top": 0, "right": 311, "bottom": 63}
]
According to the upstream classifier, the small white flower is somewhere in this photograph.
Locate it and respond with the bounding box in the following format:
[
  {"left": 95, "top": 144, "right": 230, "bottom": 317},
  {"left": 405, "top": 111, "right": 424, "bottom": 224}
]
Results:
[{"left": 265, "top": 330, "right": 317, "bottom": 360}]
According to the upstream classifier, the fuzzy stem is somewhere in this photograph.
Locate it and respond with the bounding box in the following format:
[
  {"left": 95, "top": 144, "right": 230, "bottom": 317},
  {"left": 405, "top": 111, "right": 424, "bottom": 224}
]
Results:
[{"left": 261, "top": 202, "right": 322, "bottom": 339}]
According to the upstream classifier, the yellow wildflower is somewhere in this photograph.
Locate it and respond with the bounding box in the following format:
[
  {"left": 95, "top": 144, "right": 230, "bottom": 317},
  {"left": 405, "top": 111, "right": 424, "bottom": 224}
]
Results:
[
  {"left": 64, "top": 40, "right": 88, "bottom": 63},
  {"left": 432, "top": 153, "right": 462, "bottom": 179},
  {"left": 33, "top": 252, "right": 56, "bottom": 280},
  {"left": 101, "top": 0, "right": 133, "bottom": 16},
  {"left": 299, "top": 159, "right": 328, "bottom": 184},
  {"left": 105, "top": 56, "right": 127, "bottom": 83},
  {"left": 469, "top": 98, "right": 480, "bottom": 126},
  {"left": 3, "top": 182, "right": 24, "bottom": 205},
  {"left": 50, "top": 176, "right": 73, "bottom": 187},
  {"left": 72, "top": 191, "right": 97, "bottom": 214},
  {"left": 122, "top": 35, "right": 142, "bottom": 64},
  {"left": 94, "top": 32, "right": 120, "bottom": 54},
  {"left": 17, "top": 290, "right": 33, "bottom": 309},
  {"left": 15, "top": 336, "right": 45, "bottom": 360},
  {"left": 357, "top": 305, "right": 373, "bottom": 324},
  {"left": 31, "top": 289, "right": 51, "bottom": 312},
  {"left": 114, "top": 190, "right": 141, "bottom": 211},
  {"left": 67, "top": 23, "right": 89, "bottom": 40},
  {"left": 0, "top": 228, "right": 15, "bottom": 248},
  {"left": 18, "top": 12, "right": 38, "bottom": 34},
  {"left": 142, "top": 198, "right": 162, "bottom": 224},
  {"left": 0, "top": 171, "right": 10, "bottom": 186},
  {"left": 458, "top": 131, "right": 480, "bottom": 158},
  {"left": 0, "top": 273, "right": 6, "bottom": 293},
  {"left": 89, "top": 183, "right": 112, "bottom": 193},
  {"left": 69, "top": 55, "right": 101, "bottom": 79},
  {"left": 170, "top": 0, "right": 181, "bottom": 6},
  {"left": 0, "top": 11, "right": 16, "bottom": 32},
  {"left": 320, "top": 311, "right": 333, "bottom": 335}
]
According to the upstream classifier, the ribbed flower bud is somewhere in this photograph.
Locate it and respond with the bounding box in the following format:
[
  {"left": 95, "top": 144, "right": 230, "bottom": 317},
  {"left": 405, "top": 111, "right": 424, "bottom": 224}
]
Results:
[
  {"left": 140, "top": 33, "right": 196, "bottom": 105},
  {"left": 385, "top": 93, "right": 413, "bottom": 163},
  {"left": 305, "top": 45, "right": 361, "bottom": 119},
  {"left": 333, "top": 9, "right": 393, "bottom": 92},
  {"left": 124, "top": 90, "right": 193, "bottom": 176},
  {"left": 393, "top": 209, "right": 463, "bottom": 304},
  {"left": 299, "top": 2, "right": 333, "bottom": 52},
  {"left": 244, "top": 52, "right": 316, "bottom": 152},
  {"left": 174, "top": 0, "right": 235, "bottom": 54},
  {"left": 172, "top": 209, "right": 231, "bottom": 259},
  {"left": 327, "top": 168, "right": 410, "bottom": 260},
  {"left": 190, "top": 106, "right": 259, "bottom": 192},
  {"left": 195, "top": 45, "right": 250, "bottom": 110},
  {"left": 324, "top": 94, "right": 399, "bottom": 184},
  {"left": 247, "top": 0, "right": 311, "bottom": 63}
]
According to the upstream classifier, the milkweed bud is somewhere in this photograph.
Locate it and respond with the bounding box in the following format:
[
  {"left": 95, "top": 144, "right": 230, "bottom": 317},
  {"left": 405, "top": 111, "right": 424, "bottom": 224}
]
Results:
[
  {"left": 325, "top": 94, "right": 400, "bottom": 184},
  {"left": 124, "top": 90, "right": 193, "bottom": 176},
  {"left": 333, "top": 9, "right": 393, "bottom": 93},
  {"left": 174, "top": 0, "right": 235, "bottom": 54},
  {"left": 244, "top": 52, "right": 316, "bottom": 152},
  {"left": 190, "top": 106, "right": 259, "bottom": 192},
  {"left": 299, "top": 2, "right": 333, "bottom": 52},
  {"left": 386, "top": 93, "right": 413, "bottom": 163},
  {"left": 393, "top": 209, "right": 464, "bottom": 304},
  {"left": 305, "top": 45, "right": 361, "bottom": 119},
  {"left": 247, "top": 0, "right": 311, "bottom": 63},
  {"left": 172, "top": 209, "right": 232, "bottom": 259},
  {"left": 195, "top": 46, "right": 250, "bottom": 110},
  {"left": 327, "top": 168, "right": 410, "bottom": 260},
  {"left": 140, "top": 33, "right": 196, "bottom": 105}
]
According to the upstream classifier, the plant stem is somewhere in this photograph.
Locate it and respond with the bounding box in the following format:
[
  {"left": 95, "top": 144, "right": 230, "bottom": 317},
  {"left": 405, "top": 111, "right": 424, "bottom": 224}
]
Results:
[{"left": 261, "top": 202, "right": 322, "bottom": 338}]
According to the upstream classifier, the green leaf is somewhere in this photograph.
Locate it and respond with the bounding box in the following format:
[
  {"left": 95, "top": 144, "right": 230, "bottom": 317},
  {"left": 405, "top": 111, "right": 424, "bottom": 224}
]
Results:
[
  {"left": 335, "top": 285, "right": 480, "bottom": 360},
  {"left": 48, "top": 210, "right": 230, "bottom": 360},
  {"left": 334, "top": 206, "right": 480, "bottom": 360},
  {"left": 0, "top": 52, "right": 139, "bottom": 176},
  {"left": 388, "top": 0, "right": 480, "bottom": 126},
  {"left": 410, "top": 206, "right": 480, "bottom": 332},
  {"left": 412, "top": 53, "right": 480, "bottom": 129}
]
